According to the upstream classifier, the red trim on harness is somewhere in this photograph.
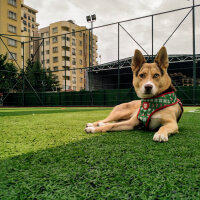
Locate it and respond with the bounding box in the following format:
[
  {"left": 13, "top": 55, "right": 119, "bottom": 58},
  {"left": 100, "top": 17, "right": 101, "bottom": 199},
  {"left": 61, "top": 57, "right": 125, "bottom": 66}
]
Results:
[{"left": 145, "top": 99, "right": 182, "bottom": 127}]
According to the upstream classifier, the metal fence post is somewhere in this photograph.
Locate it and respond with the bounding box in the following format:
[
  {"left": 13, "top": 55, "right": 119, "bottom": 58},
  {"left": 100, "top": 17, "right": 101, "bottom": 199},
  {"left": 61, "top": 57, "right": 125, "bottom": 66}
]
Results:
[
  {"left": 42, "top": 38, "right": 45, "bottom": 104},
  {"left": 22, "top": 41, "right": 25, "bottom": 106},
  {"left": 152, "top": 15, "right": 154, "bottom": 61},
  {"left": 192, "top": 0, "right": 196, "bottom": 105},
  {"left": 117, "top": 22, "right": 120, "bottom": 104}
]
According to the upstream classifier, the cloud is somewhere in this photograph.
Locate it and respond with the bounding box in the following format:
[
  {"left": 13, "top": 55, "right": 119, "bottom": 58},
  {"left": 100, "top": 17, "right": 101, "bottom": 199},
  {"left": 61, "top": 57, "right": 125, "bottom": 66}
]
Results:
[{"left": 25, "top": 0, "right": 200, "bottom": 63}]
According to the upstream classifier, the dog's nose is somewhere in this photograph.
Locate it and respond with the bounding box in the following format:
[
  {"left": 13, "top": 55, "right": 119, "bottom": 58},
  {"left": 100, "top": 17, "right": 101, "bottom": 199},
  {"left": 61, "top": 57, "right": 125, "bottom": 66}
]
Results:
[{"left": 144, "top": 84, "right": 153, "bottom": 93}]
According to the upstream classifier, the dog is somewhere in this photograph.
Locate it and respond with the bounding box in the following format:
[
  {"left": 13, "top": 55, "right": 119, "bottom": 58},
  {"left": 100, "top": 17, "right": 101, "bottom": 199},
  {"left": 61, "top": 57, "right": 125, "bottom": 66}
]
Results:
[{"left": 85, "top": 46, "right": 183, "bottom": 142}]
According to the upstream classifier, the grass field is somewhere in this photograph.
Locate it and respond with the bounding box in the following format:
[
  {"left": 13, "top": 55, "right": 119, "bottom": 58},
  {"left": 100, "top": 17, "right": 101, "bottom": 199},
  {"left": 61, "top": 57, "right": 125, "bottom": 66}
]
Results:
[{"left": 0, "top": 107, "right": 200, "bottom": 199}]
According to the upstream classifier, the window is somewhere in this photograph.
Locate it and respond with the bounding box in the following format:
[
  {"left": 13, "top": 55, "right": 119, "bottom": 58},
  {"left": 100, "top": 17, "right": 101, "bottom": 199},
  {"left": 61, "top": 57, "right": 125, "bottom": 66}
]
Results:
[
  {"left": 80, "top": 69, "right": 83, "bottom": 74},
  {"left": 23, "top": 20, "right": 27, "bottom": 25},
  {"left": 46, "top": 59, "right": 50, "bottom": 64},
  {"left": 46, "top": 50, "right": 50, "bottom": 54},
  {"left": 79, "top": 59, "right": 82, "bottom": 65},
  {"left": 72, "top": 29, "right": 75, "bottom": 36},
  {"left": 32, "top": 17, "right": 35, "bottom": 22},
  {"left": 8, "top": 24, "right": 16, "bottom": 33},
  {"left": 53, "top": 66, "right": 58, "bottom": 71},
  {"left": 8, "top": 11, "right": 16, "bottom": 20},
  {"left": 53, "top": 47, "right": 58, "bottom": 53},
  {"left": 28, "top": 23, "right": 31, "bottom": 27},
  {"left": 23, "top": 27, "right": 27, "bottom": 32},
  {"left": 52, "top": 36, "right": 58, "bottom": 43},
  {"left": 72, "top": 67, "right": 76, "bottom": 74},
  {"left": 28, "top": 16, "right": 30, "bottom": 20},
  {"left": 8, "top": 38, "right": 17, "bottom": 47},
  {"left": 79, "top": 50, "right": 82, "bottom": 55},
  {"left": 72, "top": 58, "right": 76, "bottom": 65},
  {"left": 46, "top": 41, "right": 49, "bottom": 45},
  {"left": 41, "top": 33, "right": 44, "bottom": 38},
  {"left": 72, "top": 38, "right": 76, "bottom": 46},
  {"left": 79, "top": 32, "right": 82, "bottom": 37},
  {"left": 8, "top": 0, "right": 16, "bottom": 7},
  {"left": 80, "top": 78, "right": 83, "bottom": 83},
  {"left": 8, "top": 52, "right": 17, "bottom": 60},
  {"left": 52, "top": 27, "right": 58, "bottom": 33},
  {"left": 79, "top": 41, "right": 82, "bottom": 46},
  {"left": 46, "top": 32, "right": 49, "bottom": 37},
  {"left": 73, "top": 77, "right": 76, "bottom": 84},
  {"left": 53, "top": 57, "right": 58, "bottom": 63},
  {"left": 72, "top": 48, "right": 76, "bottom": 55},
  {"left": 73, "top": 86, "right": 76, "bottom": 90},
  {"left": 32, "top": 24, "right": 34, "bottom": 28}
]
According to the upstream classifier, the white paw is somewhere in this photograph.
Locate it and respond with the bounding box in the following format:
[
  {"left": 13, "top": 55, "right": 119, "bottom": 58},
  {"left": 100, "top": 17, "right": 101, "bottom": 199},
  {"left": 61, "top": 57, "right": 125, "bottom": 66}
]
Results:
[
  {"left": 86, "top": 123, "right": 94, "bottom": 127},
  {"left": 153, "top": 132, "right": 168, "bottom": 142},
  {"left": 97, "top": 122, "right": 105, "bottom": 127},
  {"left": 85, "top": 127, "right": 96, "bottom": 133}
]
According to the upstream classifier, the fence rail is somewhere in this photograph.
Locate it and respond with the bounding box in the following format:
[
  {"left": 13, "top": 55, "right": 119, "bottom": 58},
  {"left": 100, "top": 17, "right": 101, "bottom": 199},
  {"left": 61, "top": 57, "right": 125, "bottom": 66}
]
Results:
[{"left": 0, "top": 4, "right": 200, "bottom": 106}]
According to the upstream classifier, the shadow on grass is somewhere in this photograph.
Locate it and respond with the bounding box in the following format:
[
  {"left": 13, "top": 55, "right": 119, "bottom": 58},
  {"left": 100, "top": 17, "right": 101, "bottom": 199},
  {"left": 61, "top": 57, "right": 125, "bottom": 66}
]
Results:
[
  {"left": 0, "top": 108, "right": 111, "bottom": 117},
  {"left": 1, "top": 119, "right": 200, "bottom": 200}
]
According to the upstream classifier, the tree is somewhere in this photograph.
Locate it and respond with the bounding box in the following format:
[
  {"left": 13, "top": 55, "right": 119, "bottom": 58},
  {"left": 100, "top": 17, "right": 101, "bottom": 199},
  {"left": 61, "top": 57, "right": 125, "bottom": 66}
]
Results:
[
  {"left": 0, "top": 54, "right": 18, "bottom": 93},
  {"left": 25, "top": 60, "right": 60, "bottom": 92}
]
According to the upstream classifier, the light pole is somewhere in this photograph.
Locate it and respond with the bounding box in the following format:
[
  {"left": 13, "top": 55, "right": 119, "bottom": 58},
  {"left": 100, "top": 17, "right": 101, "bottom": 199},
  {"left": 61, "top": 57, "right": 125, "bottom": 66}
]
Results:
[{"left": 86, "top": 14, "right": 96, "bottom": 93}]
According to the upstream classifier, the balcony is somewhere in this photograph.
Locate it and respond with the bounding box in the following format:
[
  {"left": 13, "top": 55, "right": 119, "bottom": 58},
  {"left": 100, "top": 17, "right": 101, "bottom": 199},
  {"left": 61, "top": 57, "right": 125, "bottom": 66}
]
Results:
[
  {"left": 62, "top": 80, "right": 71, "bottom": 86},
  {"left": 62, "top": 51, "right": 70, "bottom": 57},
  {"left": 62, "top": 60, "right": 70, "bottom": 67},
  {"left": 61, "top": 40, "right": 70, "bottom": 47},
  {"left": 62, "top": 71, "right": 70, "bottom": 76}
]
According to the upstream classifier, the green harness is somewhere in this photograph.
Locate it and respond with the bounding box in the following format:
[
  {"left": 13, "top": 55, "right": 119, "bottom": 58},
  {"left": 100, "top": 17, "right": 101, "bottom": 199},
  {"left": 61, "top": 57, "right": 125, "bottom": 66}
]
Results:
[{"left": 137, "top": 91, "right": 182, "bottom": 128}]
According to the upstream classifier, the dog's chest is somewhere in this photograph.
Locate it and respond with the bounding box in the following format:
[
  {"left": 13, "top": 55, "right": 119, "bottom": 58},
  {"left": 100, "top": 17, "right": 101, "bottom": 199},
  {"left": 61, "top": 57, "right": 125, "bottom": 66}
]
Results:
[{"left": 148, "top": 113, "right": 161, "bottom": 130}]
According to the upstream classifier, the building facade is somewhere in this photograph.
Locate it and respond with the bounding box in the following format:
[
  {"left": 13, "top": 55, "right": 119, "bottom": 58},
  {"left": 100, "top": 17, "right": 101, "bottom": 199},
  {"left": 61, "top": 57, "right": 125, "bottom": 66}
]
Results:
[
  {"left": 0, "top": 0, "right": 22, "bottom": 65},
  {"left": 39, "top": 20, "right": 98, "bottom": 91},
  {"left": 0, "top": 0, "right": 39, "bottom": 66}
]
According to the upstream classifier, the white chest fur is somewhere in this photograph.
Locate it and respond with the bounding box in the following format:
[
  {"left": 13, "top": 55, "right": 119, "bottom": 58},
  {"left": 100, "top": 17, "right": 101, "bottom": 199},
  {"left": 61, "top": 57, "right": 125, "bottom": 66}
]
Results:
[{"left": 148, "top": 113, "right": 161, "bottom": 130}]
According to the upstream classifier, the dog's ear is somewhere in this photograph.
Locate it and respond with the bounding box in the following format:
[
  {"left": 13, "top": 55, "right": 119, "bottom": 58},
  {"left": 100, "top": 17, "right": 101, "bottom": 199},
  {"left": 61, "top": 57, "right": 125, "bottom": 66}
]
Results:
[
  {"left": 154, "top": 46, "right": 169, "bottom": 69},
  {"left": 131, "top": 49, "right": 146, "bottom": 72}
]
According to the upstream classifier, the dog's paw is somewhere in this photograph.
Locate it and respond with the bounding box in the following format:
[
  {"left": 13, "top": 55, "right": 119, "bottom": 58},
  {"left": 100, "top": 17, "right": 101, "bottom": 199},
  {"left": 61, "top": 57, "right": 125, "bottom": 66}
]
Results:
[
  {"left": 86, "top": 123, "right": 94, "bottom": 127},
  {"left": 153, "top": 132, "right": 168, "bottom": 142},
  {"left": 97, "top": 122, "right": 105, "bottom": 127},
  {"left": 85, "top": 127, "right": 96, "bottom": 133}
]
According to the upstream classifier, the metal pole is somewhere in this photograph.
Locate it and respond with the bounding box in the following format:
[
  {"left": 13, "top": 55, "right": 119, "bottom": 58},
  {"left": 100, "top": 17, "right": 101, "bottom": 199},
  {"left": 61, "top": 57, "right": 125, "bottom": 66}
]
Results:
[
  {"left": 192, "top": 0, "right": 196, "bottom": 105},
  {"left": 118, "top": 23, "right": 120, "bottom": 104},
  {"left": 88, "top": 29, "right": 91, "bottom": 92},
  {"left": 65, "top": 34, "right": 67, "bottom": 92},
  {"left": 42, "top": 38, "right": 45, "bottom": 104},
  {"left": 22, "top": 41, "right": 25, "bottom": 106},
  {"left": 152, "top": 15, "right": 154, "bottom": 61},
  {"left": 91, "top": 21, "right": 93, "bottom": 92}
]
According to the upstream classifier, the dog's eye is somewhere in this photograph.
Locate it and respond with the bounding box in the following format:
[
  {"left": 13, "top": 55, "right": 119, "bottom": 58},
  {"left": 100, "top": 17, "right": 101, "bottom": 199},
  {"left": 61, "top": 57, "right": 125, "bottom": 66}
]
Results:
[
  {"left": 139, "top": 74, "right": 145, "bottom": 78},
  {"left": 153, "top": 74, "right": 159, "bottom": 78}
]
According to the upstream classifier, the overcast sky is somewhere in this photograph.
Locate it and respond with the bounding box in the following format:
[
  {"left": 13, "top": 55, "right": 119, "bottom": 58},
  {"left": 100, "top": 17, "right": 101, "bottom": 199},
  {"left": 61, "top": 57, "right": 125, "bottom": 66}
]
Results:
[{"left": 25, "top": 0, "right": 200, "bottom": 64}]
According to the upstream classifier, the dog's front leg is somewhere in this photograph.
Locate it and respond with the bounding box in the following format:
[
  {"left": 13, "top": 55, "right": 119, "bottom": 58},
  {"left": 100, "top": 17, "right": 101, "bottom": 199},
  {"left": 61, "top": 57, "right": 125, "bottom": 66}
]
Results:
[
  {"left": 153, "top": 122, "right": 178, "bottom": 142},
  {"left": 85, "top": 115, "right": 140, "bottom": 133}
]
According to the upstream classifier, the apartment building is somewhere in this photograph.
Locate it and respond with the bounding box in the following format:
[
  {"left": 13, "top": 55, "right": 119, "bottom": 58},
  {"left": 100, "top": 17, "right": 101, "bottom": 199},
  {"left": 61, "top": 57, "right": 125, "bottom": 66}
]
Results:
[
  {"left": 0, "top": 0, "right": 39, "bottom": 66},
  {"left": 21, "top": 0, "right": 39, "bottom": 62},
  {"left": 39, "top": 20, "right": 98, "bottom": 91},
  {"left": 0, "top": 0, "right": 22, "bottom": 65}
]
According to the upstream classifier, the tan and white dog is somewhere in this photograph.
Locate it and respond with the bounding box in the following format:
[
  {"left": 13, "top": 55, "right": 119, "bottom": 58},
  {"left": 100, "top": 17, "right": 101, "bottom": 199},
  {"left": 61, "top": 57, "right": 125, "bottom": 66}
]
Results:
[{"left": 85, "top": 47, "right": 183, "bottom": 142}]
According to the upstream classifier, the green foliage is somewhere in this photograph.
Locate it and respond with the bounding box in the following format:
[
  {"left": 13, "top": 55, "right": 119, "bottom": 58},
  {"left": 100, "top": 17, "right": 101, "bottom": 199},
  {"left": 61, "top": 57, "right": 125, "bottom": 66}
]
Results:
[
  {"left": 0, "top": 54, "right": 18, "bottom": 93},
  {"left": 0, "top": 107, "right": 200, "bottom": 199},
  {"left": 24, "top": 60, "right": 60, "bottom": 92}
]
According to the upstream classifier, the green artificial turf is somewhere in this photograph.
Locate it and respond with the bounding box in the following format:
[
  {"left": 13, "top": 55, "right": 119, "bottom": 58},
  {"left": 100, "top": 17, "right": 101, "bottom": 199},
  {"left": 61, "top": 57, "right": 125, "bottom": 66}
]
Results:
[{"left": 0, "top": 107, "right": 200, "bottom": 199}]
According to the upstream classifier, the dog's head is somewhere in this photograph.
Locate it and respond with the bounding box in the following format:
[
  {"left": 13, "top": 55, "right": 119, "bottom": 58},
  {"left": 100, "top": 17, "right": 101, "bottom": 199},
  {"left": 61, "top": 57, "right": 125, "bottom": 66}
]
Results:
[{"left": 131, "top": 46, "right": 172, "bottom": 98}]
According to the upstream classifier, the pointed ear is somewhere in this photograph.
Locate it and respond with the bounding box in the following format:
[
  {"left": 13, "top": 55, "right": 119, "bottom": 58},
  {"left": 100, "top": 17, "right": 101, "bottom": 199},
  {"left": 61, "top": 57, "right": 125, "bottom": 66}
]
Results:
[
  {"left": 154, "top": 46, "right": 169, "bottom": 69},
  {"left": 131, "top": 49, "right": 146, "bottom": 72}
]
